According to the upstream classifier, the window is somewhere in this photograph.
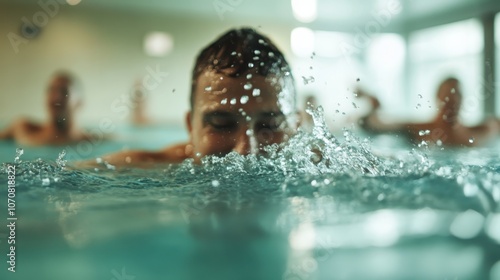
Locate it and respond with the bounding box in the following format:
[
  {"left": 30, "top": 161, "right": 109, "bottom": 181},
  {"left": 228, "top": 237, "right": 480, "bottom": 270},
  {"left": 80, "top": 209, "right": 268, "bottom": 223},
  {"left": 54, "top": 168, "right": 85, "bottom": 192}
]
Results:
[{"left": 407, "top": 19, "right": 483, "bottom": 124}]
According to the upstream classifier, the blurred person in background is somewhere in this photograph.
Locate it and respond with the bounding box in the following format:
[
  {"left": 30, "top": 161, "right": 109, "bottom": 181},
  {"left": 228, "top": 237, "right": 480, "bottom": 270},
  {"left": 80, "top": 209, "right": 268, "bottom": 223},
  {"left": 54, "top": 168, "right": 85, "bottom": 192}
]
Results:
[
  {"left": 357, "top": 77, "right": 500, "bottom": 147},
  {"left": 0, "top": 71, "right": 90, "bottom": 146},
  {"left": 130, "top": 78, "right": 151, "bottom": 126}
]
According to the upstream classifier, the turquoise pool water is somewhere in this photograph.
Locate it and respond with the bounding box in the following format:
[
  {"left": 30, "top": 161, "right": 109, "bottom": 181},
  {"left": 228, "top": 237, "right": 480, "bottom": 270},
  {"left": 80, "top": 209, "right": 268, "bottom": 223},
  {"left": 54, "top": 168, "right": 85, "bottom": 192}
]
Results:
[
  {"left": 0, "top": 124, "right": 188, "bottom": 162},
  {"left": 1, "top": 115, "right": 500, "bottom": 280}
]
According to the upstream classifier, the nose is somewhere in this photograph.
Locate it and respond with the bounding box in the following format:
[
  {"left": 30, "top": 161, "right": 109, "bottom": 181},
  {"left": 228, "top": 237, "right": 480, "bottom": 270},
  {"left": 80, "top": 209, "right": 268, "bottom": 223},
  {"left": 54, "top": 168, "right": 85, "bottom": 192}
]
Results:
[{"left": 232, "top": 128, "right": 258, "bottom": 156}]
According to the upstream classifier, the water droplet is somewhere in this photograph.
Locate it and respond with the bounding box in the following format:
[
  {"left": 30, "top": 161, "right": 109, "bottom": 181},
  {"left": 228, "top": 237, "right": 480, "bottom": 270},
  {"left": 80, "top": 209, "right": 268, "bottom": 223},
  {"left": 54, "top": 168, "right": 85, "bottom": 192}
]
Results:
[
  {"left": 195, "top": 152, "right": 202, "bottom": 158},
  {"left": 302, "top": 76, "right": 315, "bottom": 85},
  {"left": 204, "top": 86, "right": 212, "bottom": 91},
  {"left": 14, "top": 148, "right": 23, "bottom": 163},
  {"left": 246, "top": 73, "right": 252, "bottom": 79},
  {"left": 246, "top": 129, "right": 253, "bottom": 136},
  {"left": 268, "top": 52, "right": 274, "bottom": 57},
  {"left": 436, "top": 139, "right": 443, "bottom": 146},
  {"left": 254, "top": 50, "right": 261, "bottom": 55},
  {"left": 56, "top": 150, "right": 67, "bottom": 168},
  {"left": 244, "top": 83, "right": 252, "bottom": 90},
  {"left": 418, "top": 140, "right": 428, "bottom": 147},
  {"left": 363, "top": 189, "right": 371, "bottom": 198},
  {"left": 211, "top": 180, "right": 220, "bottom": 187},
  {"left": 451, "top": 88, "right": 456, "bottom": 94},
  {"left": 221, "top": 98, "right": 228, "bottom": 105},
  {"left": 240, "top": 95, "right": 249, "bottom": 104},
  {"left": 230, "top": 98, "right": 237, "bottom": 105},
  {"left": 252, "top": 89, "right": 261, "bottom": 96},
  {"left": 246, "top": 116, "right": 252, "bottom": 121},
  {"left": 231, "top": 51, "right": 237, "bottom": 56},
  {"left": 469, "top": 137, "right": 474, "bottom": 144},
  {"left": 248, "top": 62, "right": 254, "bottom": 68},
  {"left": 464, "top": 183, "right": 478, "bottom": 196},
  {"left": 377, "top": 193, "right": 386, "bottom": 201},
  {"left": 311, "top": 180, "right": 318, "bottom": 187},
  {"left": 418, "top": 130, "right": 430, "bottom": 136},
  {"left": 105, "top": 162, "right": 116, "bottom": 170},
  {"left": 42, "top": 178, "right": 50, "bottom": 186}
]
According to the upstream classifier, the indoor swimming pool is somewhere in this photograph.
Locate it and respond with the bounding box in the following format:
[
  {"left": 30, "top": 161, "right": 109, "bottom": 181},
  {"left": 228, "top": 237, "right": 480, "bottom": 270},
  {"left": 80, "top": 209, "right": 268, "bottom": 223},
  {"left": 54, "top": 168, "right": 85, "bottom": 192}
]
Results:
[{"left": 1, "top": 110, "right": 500, "bottom": 280}]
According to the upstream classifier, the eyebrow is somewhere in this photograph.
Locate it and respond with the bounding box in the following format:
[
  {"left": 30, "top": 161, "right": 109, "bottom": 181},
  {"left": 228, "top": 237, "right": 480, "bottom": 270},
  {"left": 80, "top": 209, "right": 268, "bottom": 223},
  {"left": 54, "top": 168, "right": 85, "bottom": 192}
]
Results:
[{"left": 202, "top": 110, "right": 236, "bottom": 119}]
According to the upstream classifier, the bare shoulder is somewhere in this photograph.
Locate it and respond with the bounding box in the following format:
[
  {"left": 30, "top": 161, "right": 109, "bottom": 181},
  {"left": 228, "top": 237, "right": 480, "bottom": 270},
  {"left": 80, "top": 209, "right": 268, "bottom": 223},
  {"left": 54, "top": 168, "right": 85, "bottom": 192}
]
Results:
[{"left": 14, "top": 118, "right": 42, "bottom": 131}]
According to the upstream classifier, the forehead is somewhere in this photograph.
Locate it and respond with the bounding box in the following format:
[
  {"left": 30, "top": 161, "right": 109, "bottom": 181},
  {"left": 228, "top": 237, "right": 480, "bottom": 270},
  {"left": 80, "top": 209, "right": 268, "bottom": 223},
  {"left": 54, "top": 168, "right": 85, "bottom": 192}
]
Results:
[{"left": 193, "top": 70, "right": 292, "bottom": 113}]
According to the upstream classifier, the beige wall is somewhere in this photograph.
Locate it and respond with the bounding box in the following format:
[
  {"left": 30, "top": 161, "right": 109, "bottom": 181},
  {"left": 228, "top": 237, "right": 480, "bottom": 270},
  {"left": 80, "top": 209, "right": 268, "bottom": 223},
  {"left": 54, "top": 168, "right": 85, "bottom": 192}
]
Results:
[{"left": 0, "top": 3, "right": 294, "bottom": 127}]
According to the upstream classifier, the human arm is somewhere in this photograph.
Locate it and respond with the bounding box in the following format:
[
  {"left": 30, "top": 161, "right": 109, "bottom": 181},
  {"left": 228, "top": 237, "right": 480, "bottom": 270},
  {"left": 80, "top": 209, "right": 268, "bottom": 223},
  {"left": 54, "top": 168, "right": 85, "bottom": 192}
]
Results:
[{"left": 73, "top": 142, "right": 191, "bottom": 169}]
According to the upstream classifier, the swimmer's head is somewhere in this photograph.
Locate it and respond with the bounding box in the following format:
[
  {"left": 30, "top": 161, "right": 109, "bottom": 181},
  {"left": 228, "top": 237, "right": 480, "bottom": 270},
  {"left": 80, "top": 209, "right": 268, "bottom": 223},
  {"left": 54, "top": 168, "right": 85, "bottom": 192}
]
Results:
[
  {"left": 46, "top": 71, "right": 81, "bottom": 119},
  {"left": 187, "top": 28, "right": 298, "bottom": 159}
]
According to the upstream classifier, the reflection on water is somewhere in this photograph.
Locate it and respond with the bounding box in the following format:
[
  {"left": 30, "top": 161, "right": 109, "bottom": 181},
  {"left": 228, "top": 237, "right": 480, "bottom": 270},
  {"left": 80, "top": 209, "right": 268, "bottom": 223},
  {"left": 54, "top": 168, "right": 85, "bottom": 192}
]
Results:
[{"left": 1, "top": 107, "right": 500, "bottom": 280}]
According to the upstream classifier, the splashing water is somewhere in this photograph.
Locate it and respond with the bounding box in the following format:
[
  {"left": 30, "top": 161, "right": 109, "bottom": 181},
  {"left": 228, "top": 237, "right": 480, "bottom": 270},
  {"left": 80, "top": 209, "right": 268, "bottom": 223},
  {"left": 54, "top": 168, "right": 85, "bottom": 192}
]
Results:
[
  {"left": 14, "top": 148, "right": 24, "bottom": 163},
  {"left": 301, "top": 76, "right": 315, "bottom": 85},
  {"left": 1, "top": 105, "right": 500, "bottom": 280}
]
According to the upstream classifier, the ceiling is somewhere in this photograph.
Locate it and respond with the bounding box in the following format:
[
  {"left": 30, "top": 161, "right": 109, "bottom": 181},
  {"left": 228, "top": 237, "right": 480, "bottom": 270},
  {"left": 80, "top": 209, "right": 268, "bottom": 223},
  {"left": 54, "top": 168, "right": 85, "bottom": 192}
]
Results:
[{"left": 3, "top": 0, "right": 500, "bottom": 31}]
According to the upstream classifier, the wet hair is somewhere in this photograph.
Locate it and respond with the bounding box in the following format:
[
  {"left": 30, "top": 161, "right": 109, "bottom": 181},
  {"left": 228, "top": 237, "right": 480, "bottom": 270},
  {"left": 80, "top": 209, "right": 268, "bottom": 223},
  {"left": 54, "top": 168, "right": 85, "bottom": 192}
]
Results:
[{"left": 190, "top": 27, "right": 295, "bottom": 110}]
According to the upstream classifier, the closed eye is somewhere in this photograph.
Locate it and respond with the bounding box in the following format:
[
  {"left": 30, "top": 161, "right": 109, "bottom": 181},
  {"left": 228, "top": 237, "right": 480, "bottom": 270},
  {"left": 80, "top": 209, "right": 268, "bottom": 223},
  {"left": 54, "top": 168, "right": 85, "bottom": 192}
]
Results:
[{"left": 203, "top": 112, "right": 238, "bottom": 131}]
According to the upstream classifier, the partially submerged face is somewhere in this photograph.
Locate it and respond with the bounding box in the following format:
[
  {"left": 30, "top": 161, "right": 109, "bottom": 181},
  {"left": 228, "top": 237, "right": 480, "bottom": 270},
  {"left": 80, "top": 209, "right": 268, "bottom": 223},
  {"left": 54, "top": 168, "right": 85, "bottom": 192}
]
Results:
[{"left": 187, "top": 70, "right": 298, "bottom": 159}]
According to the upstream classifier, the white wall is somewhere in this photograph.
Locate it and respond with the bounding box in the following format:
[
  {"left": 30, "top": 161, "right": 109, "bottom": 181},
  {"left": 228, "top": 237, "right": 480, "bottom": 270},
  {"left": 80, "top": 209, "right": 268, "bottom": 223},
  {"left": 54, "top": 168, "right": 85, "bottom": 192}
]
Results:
[{"left": 0, "top": 3, "right": 294, "bottom": 127}]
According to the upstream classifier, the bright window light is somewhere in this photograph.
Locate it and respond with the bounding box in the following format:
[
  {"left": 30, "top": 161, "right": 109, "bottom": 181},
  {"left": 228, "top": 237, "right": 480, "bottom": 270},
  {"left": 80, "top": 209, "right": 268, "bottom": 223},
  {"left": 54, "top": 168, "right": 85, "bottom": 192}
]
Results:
[
  {"left": 291, "top": 0, "right": 317, "bottom": 23},
  {"left": 291, "top": 27, "right": 315, "bottom": 57},
  {"left": 315, "top": 31, "right": 353, "bottom": 58},
  {"left": 66, "top": 0, "right": 82, "bottom": 5},
  {"left": 409, "top": 19, "right": 483, "bottom": 62},
  {"left": 366, "top": 34, "right": 406, "bottom": 116},
  {"left": 367, "top": 34, "right": 405, "bottom": 71},
  {"left": 144, "top": 32, "right": 174, "bottom": 57}
]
